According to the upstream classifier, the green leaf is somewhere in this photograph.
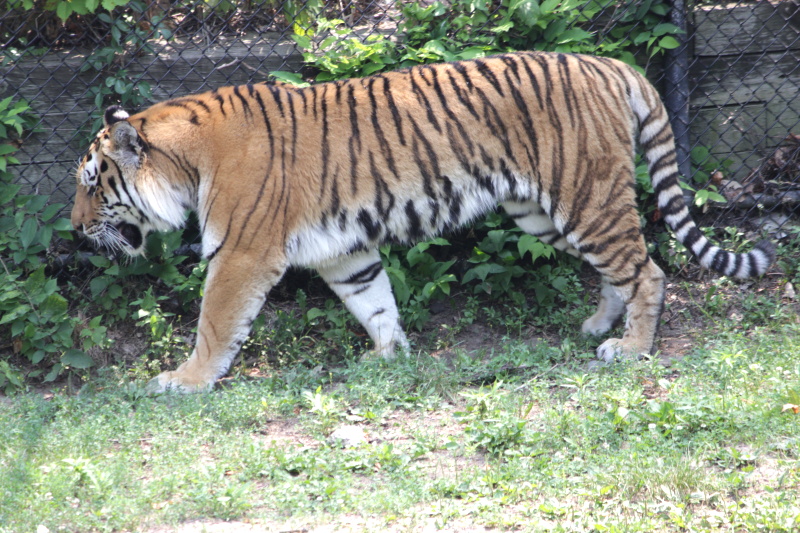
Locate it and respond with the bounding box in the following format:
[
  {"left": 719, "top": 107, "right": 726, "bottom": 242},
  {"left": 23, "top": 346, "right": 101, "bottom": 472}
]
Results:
[
  {"left": 540, "top": 0, "right": 561, "bottom": 13},
  {"left": 52, "top": 218, "right": 74, "bottom": 232},
  {"left": 90, "top": 276, "right": 111, "bottom": 297},
  {"left": 24, "top": 195, "right": 48, "bottom": 214},
  {"left": 652, "top": 23, "right": 682, "bottom": 37},
  {"left": 30, "top": 349, "right": 46, "bottom": 365},
  {"left": 457, "top": 47, "right": 487, "bottom": 60},
  {"left": 19, "top": 218, "right": 37, "bottom": 249},
  {"left": 691, "top": 146, "right": 710, "bottom": 163},
  {"left": 658, "top": 36, "right": 681, "bottom": 50},
  {"left": 39, "top": 293, "right": 68, "bottom": 320},
  {"left": 0, "top": 304, "right": 31, "bottom": 325},
  {"left": 44, "top": 363, "right": 63, "bottom": 382},
  {"left": 490, "top": 21, "right": 514, "bottom": 34},
  {"left": 633, "top": 31, "right": 652, "bottom": 46},
  {"left": 512, "top": 0, "right": 540, "bottom": 27},
  {"left": 0, "top": 144, "right": 17, "bottom": 156},
  {"left": 518, "top": 234, "right": 554, "bottom": 262},
  {"left": 39, "top": 224, "right": 53, "bottom": 248},
  {"left": 270, "top": 71, "right": 310, "bottom": 87},
  {"left": 40, "top": 203, "right": 64, "bottom": 222},
  {"left": 61, "top": 349, "right": 94, "bottom": 369},
  {"left": 292, "top": 34, "right": 312, "bottom": 50},
  {"left": 462, "top": 263, "right": 507, "bottom": 284},
  {"left": 89, "top": 255, "right": 111, "bottom": 268},
  {"left": 56, "top": 1, "right": 72, "bottom": 21},
  {"left": 0, "top": 183, "right": 21, "bottom": 205}
]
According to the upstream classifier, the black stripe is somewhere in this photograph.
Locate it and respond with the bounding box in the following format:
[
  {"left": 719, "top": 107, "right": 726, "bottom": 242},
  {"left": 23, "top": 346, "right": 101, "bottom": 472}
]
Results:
[
  {"left": 320, "top": 84, "right": 330, "bottom": 193},
  {"left": 608, "top": 256, "right": 650, "bottom": 287},
  {"left": 253, "top": 90, "right": 276, "bottom": 162},
  {"left": 556, "top": 54, "right": 576, "bottom": 126},
  {"left": 368, "top": 77, "right": 401, "bottom": 180},
  {"left": 381, "top": 75, "right": 406, "bottom": 146},
  {"left": 499, "top": 54, "right": 521, "bottom": 82},
  {"left": 164, "top": 101, "right": 199, "bottom": 124},
  {"left": 653, "top": 171, "right": 680, "bottom": 198},
  {"left": 428, "top": 65, "right": 461, "bottom": 125},
  {"left": 212, "top": 90, "right": 226, "bottom": 117},
  {"left": 670, "top": 212, "right": 693, "bottom": 235},
  {"left": 340, "top": 261, "right": 382, "bottom": 285},
  {"left": 517, "top": 54, "right": 545, "bottom": 111},
  {"left": 474, "top": 58, "right": 505, "bottom": 96},
  {"left": 711, "top": 249, "right": 728, "bottom": 273},
  {"left": 649, "top": 151, "right": 678, "bottom": 177},
  {"left": 682, "top": 227, "right": 703, "bottom": 250},
  {"left": 268, "top": 84, "right": 285, "bottom": 117},
  {"left": 410, "top": 67, "right": 442, "bottom": 133},
  {"left": 183, "top": 97, "right": 212, "bottom": 115},
  {"left": 697, "top": 239, "right": 713, "bottom": 261},
  {"left": 405, "top": 200, "right": 422, "bottom": 240},
  {"left": 357, "top": 208, "right": 381, "bottom": 241},
  {"left": 206, "top": 203, "right": 235, "bottom": 261},
  {"left": 285, "top": 89, "right": 298, "bottom": 166},
  {"left": 731, "top": 253, "right": 742, "bottom": 277},
  {"left": 232, "top": 86, "right": 252, "bottom": 118},
  {"left": 446, "top": 71, "right": 480, "bottom": 121},
  {"left": 347, "top": 84, "right": 361, "bottom": 152},
  {"left": 659, "top": 194, "right": 684, "bottom": 217},
  {"left": 407, "top": 114, "right": 440, "bottom": 200}
]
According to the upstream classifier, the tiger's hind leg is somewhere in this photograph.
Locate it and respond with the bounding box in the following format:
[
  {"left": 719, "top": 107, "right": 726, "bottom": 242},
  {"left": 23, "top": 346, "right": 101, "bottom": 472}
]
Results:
[
  {"left": 580, "top": 277, "right": 626, "bottom": 337},
  {"left": 502, "top": 201, "right": 626, "bottom": 337},
  {"left": 565, "top": 193, "right": 666, "bottom": 362},
  {"left": 591, "top": 255, "right": 666, "bottom": 362},
  {"left": 315, "top": 249, "right": 409, "bottom": 359}
]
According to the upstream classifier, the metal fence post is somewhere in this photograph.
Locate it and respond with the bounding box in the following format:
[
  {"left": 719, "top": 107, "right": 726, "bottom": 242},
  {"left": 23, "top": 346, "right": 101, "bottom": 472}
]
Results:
[{"left": 663, "top": 0, "right": 692, "bottom": 187}]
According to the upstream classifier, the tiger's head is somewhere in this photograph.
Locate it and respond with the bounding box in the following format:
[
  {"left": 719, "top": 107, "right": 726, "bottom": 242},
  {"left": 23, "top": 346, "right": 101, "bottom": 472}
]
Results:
[{"left": 71, "top": 106, "right": 154, "bottom": 256}]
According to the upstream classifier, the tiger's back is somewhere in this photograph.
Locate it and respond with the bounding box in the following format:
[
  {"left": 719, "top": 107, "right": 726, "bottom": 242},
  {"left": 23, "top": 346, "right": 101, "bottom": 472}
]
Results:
[{"left": 71, "top": 51, "right": 775, "bottom": 392}]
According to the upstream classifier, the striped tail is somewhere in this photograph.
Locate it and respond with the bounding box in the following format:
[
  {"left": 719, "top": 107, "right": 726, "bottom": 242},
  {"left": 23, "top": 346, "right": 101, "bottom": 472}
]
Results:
[{"left": 632, "top": 82, "right": 775, "bottom": 279}]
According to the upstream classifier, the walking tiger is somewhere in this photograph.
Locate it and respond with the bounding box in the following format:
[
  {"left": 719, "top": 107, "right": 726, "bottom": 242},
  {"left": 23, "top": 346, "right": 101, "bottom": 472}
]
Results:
[{"left": 71, "top": 51, "right": 775, "bottom": 392}]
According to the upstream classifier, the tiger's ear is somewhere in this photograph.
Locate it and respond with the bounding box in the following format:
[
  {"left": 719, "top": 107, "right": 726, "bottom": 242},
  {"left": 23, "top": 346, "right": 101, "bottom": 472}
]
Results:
[
  {"left": 108, "top": 120, "right": 146, "bottom": 169},
  {"left": 104, "top": 106, "right": 129, "bottom": 127}
]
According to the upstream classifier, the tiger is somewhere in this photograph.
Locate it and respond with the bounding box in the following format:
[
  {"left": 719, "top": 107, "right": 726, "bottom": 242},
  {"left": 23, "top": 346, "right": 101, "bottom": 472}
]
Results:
[{"left": 70, "top": 51, "right": 775, "bottom": 392}]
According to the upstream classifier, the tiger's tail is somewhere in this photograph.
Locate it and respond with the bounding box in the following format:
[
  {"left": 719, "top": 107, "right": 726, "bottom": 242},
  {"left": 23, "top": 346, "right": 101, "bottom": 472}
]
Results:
[{"left": 630, "top": 77, "right": 775, "bottom": 279}]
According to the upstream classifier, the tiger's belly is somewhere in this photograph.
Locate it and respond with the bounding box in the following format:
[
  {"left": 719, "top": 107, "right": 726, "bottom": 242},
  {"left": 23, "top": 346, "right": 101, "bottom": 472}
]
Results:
[{"left": 285, "top": 169, "right": 535, "bottom": 268}]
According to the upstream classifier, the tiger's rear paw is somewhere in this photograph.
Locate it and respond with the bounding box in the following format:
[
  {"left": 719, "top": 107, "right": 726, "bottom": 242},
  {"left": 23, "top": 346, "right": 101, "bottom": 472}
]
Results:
[
  {"left": 146, "top": 371, "right": 214, "bottom": 394},
  {"left": 581, "top": 315, "right": 616, "bottom": 336},
  {"left": 596, "top": 338, "right": 649, "bottom": 363}
]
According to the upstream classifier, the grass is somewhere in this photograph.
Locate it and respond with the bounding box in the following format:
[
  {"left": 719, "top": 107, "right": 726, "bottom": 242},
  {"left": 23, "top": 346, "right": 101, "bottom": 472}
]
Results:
[{"left": 2, "top": 291, "right": 799, "bottom": 533}]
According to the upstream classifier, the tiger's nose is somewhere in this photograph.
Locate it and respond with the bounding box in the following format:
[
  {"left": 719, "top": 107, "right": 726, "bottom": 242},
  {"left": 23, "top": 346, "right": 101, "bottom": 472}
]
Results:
[
  {"left": 70, "top": 213, "right": 83, "bottom": 232},
  {"left": 71, "top": 193, "right": 91, "bottom": 233}
]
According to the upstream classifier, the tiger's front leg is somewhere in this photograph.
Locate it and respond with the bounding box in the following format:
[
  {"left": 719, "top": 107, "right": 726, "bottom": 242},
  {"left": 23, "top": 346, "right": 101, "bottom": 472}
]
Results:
[
  {"left": 315, "top": 249, "right": 409, "bottom": 359},
  {"left": 148, "top": 252, "right": 285, "bottom": 393}
]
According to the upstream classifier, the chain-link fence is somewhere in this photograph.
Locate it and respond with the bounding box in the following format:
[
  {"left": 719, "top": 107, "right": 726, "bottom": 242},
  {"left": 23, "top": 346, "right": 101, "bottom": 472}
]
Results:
[
  {"left": 2, "top": 0, "right": 799, "bottom": 233},
  {"left": 689, "top": 0, "right": 800, "bottom": 234}
]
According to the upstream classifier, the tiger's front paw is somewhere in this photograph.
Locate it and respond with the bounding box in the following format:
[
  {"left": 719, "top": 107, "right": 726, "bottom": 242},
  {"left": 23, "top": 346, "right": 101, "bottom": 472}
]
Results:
[
  {"left": 146, "top": 370, "right": 214, "bottom": 394},
  {"left": 596, "top": 338, "right": 649, "bottom": 363},
  {"left": 363, "top": 335, "right": 411, "bottom": 361}
]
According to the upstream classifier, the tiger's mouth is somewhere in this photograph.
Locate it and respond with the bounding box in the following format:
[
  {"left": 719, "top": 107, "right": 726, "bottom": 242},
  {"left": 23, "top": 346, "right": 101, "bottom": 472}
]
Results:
[{"left": 116, "top": 221, "right": 143, "bottom": 252}]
